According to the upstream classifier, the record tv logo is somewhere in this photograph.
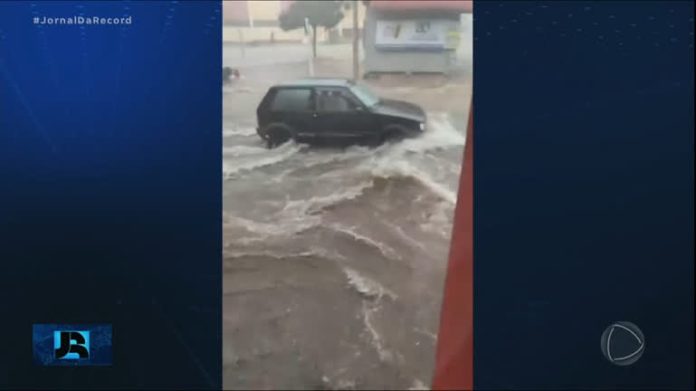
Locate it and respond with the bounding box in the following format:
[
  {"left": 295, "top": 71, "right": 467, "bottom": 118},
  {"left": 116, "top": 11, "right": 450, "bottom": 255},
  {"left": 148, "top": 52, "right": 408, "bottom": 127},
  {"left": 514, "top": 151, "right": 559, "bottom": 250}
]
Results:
[
  {"left": 33, "top": 324, "right": 112, "bottom": 366},
  {"left": 54, "top": 330, "right": 90, "bottom": 360},
  {"left": 601, "top": 321, "right": 645, "bottom": 366}
]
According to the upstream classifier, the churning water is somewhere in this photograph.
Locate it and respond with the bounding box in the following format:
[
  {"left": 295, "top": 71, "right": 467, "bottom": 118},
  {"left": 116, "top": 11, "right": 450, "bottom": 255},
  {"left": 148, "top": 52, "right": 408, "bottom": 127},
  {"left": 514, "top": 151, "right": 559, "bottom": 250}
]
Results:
[{"left": 223, "top": 113, "right": 466, "bottom": 389}]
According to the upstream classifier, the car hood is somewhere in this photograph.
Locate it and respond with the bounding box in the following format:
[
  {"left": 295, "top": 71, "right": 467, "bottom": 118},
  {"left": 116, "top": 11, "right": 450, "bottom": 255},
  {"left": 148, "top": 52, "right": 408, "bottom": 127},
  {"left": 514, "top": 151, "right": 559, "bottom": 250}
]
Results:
[{"left": 370, "top": 99, "right": 426, "bottom": 123}]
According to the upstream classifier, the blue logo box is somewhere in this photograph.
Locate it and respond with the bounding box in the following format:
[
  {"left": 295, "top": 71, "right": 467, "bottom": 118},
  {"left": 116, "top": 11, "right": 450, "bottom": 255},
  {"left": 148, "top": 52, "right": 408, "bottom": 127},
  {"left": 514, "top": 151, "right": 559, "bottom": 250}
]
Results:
[{"left": 33, "top": 324, "right": 112, "bottom": 366}]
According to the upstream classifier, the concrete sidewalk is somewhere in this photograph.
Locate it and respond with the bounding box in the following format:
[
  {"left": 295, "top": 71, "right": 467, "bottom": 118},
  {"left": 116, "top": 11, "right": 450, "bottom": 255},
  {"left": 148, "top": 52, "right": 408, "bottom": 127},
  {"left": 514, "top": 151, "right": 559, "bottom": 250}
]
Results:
[{"left": 224, "top": 42, "right": 362, "bottom": 68}]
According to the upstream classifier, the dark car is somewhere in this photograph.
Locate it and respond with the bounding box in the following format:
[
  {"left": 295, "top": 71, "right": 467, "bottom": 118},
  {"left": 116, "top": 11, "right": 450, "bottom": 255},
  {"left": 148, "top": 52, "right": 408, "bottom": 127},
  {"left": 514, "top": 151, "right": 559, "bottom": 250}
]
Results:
[{"left": 256, "top": 78, "right": 427, "bottom": 148}]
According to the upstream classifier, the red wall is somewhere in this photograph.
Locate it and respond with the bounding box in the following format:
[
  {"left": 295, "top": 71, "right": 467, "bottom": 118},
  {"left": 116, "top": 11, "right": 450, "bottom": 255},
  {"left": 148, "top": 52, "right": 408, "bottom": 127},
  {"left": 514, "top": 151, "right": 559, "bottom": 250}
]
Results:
[
  {"left": 370, "top": 0, "right": 472, "bottom": 13},
  {"left": 280, "top": 0, "right": 293, "bottom": 13},
  {"left": 224, "top": 0, "right": 249, "bottom": 24},
  {"left": 433, "top": 109, "right": 473, "bottom": 391}
]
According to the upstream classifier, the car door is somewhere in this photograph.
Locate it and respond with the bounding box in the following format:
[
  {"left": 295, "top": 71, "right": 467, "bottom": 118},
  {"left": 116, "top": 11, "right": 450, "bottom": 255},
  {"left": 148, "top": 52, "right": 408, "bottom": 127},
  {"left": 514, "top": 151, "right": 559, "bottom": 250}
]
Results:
[
  {"left": 314, "top": 87, "right": 376, "bottom": 146},
  {"left": 266, "top": 87, "right": 315, "bottom": 142}
]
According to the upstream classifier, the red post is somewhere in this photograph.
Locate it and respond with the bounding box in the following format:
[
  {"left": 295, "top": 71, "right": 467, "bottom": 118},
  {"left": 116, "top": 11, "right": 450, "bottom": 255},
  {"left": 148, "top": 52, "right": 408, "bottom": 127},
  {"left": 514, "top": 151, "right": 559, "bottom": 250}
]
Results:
[{"left": 432, "top": 109, "right": 474, "bottom": 390}]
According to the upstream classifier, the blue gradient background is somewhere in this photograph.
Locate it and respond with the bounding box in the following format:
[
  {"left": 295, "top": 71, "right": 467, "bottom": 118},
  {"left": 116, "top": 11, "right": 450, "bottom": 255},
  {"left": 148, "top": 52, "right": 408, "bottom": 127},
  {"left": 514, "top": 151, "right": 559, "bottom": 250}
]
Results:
[
  {"left": 474, "top": 1, "right": 694, "bottom": 389},
  {"left": 0, "top": 1, "right": 221, "bottom": 388}
]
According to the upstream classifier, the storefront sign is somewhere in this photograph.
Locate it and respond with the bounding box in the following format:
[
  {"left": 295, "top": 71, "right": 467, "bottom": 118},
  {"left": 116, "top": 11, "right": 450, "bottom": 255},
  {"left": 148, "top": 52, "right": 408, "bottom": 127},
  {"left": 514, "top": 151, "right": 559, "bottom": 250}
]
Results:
[{"left": 375, "top": 19, "right": 459, "bottom": 50}]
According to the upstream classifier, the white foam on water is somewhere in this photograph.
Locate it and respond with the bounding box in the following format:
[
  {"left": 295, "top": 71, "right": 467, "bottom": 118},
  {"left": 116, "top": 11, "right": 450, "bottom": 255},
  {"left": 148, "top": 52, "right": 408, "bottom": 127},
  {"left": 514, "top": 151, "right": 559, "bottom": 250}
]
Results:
[
  {"left": 222, "top": 112, "right": 465, "bottom": 195},
  {"left": 408, "top": 379, "right": 429, "bottom": 390},
  {"left": 413, "top": 327, "right": 438, "bottom": 341},
  {"left": 342, "top": 267, "right": 395, "bottom": 362},
  {"left": 222, "top": 145, "right": 266, "bottom": 157},
  {"left": 384, "top": 221, "right": 430, "bottom": 253},
  {"left": 222, "top": 162, "right": 232, "bottom": 180},
  {"left": 280, "top": 180, "right": 373, "bottom": 216},
  {"left": 368, "top": 158, "right": 458, "bottom": 204},
  {"left": 224, "top": 247, "right": 337, "bottom": 261},
  {"left": 223, "top": 111, "right": 466, "bottom": 257},
  {"left": 348, "top": 112, "right": 465, "bottom": 204},
  {"left": 420, "top": 200, "right": 455, "bottom": 237},
  {"left": 361, "top": 300, "right": 394, "bottom": 363},
  {"left": 392, "top": 112, "right": 466, "bottom": 154},
  {"left": 301, "top": 146, "right": 373, "bottom": 171},
  {"left": 321, "top": 376, "right": 356, "bottom": 390},
  {"left": 226, "top": 213, "right": 320, "bottom": 239},
  {"left": 223, "top": 126, "right": 257, "bottom": 138},
  {"left": 223, "top": 142, "right": 303, "bottom": 178},
  {"left": 335, "top": 379, "right": 357, "bottom": 390},
  {"left": 342, "top": 267, "right": 396, "bottom": 301},
  {"left": 224, "top": 182, "right": 375, "bottom": 248},
  {"left": 329, "top": 224, "right": 402, "bottom": 261}
]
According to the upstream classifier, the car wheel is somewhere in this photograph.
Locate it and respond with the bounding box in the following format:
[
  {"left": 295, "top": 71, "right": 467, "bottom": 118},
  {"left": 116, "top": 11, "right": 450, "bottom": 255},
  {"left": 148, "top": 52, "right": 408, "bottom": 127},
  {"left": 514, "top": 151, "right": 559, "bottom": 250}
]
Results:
[
  {"left": 380, "top": 125, "right": 409, "bottom": 144},
  {"left": 265, "top": 126, "right": 292, "bottom": 149}
]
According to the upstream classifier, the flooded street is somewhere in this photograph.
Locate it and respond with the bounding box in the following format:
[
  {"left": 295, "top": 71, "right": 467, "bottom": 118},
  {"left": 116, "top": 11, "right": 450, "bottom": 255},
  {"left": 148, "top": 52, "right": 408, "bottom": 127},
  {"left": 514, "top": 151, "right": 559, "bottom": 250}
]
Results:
[{"left": 223, "top": 40, "right": 471, "bottom": 389}]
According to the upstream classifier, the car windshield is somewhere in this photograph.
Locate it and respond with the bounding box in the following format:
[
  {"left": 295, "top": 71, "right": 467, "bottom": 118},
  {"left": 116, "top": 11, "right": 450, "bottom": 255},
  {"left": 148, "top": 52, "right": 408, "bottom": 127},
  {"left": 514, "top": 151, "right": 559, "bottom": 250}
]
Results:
[{"left": 349, "top": 84, "right": 380, "bottom": 107}]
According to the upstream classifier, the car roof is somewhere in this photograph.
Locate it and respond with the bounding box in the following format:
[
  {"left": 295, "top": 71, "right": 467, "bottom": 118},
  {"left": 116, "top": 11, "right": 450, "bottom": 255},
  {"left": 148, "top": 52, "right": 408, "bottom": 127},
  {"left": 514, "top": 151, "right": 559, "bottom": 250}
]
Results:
[{"left": 276, "top": 78, "right": 355, "bottom": 88}]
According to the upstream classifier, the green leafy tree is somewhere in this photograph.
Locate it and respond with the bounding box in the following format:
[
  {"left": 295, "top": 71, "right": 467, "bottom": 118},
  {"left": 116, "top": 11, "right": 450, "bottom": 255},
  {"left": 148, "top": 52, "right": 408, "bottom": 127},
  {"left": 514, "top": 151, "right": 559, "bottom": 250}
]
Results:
[{"left": 279, "top": 0, "right": 345, "bottom": 58}]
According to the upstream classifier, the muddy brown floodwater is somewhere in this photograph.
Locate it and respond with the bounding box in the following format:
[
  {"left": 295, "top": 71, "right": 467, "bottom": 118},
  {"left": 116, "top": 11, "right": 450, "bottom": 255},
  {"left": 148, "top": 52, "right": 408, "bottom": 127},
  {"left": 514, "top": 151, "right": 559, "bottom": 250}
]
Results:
[{"left": 223, "top": 42, "right": 471, "bottom": 390}]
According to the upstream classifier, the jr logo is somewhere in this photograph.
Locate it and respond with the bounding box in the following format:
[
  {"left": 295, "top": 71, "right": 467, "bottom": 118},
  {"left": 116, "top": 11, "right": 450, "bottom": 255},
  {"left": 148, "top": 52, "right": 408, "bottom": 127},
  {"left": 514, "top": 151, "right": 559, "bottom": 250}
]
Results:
[{"left": 54, "top": 331, "right": 90, "bottom": 360}]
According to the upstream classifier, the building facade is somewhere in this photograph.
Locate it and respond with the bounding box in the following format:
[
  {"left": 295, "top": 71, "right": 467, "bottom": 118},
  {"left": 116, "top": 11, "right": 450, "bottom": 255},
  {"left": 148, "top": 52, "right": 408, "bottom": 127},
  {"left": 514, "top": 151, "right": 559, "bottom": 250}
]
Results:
[{"left": 363, "top": 0, "right": 472, "bottom": 75}]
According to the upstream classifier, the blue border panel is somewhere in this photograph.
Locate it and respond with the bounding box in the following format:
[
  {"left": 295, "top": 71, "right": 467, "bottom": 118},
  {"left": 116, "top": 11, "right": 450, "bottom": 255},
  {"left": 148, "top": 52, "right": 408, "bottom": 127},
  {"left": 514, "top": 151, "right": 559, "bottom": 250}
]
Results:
[
  {"left": 0, "top": 1, "right": 221, "bottom": 388},
  {"left": 474, "top": 1, "right": 693, "bottom": 389}
]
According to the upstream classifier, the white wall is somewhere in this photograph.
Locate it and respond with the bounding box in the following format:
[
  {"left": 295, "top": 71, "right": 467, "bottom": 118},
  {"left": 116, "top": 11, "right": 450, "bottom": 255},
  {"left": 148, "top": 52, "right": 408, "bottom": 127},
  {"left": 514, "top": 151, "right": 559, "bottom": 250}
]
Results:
[
  {"left": 223, "top": 26, "right": 327, "bottom": 44},
  {"left": 363, "top": 9, "right": 467, "bottom": 74}
]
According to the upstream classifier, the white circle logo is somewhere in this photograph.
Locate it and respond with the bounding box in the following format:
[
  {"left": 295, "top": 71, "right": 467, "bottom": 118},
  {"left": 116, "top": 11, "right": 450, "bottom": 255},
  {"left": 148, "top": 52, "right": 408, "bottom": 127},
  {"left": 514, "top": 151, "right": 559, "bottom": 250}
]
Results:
[{"left": 600, "top": 321, "right": 645, "bottom": 366}]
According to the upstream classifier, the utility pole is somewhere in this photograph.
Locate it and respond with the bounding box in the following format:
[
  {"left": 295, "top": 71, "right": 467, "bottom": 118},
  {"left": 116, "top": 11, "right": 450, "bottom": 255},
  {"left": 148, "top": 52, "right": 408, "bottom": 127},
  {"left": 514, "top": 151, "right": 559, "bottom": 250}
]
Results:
[
  {"left": 352, "top": 0, "right": 359, "bottom": 81},
  {"left": 305, "top": 18, "right": 314, "bottom": 76},
  {"left": 238, "top": 28, "right": 245, "bottom": 58}
]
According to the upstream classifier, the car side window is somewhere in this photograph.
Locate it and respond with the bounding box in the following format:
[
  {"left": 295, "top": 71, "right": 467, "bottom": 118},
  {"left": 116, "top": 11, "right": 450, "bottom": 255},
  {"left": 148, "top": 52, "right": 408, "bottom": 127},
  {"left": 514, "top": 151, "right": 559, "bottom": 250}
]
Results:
[
  {"left": 316, "top": 89, "right": 357, "bottom": 113},
  {"left": 270, "top": 88, "right": 313, "bottom": 112}
]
